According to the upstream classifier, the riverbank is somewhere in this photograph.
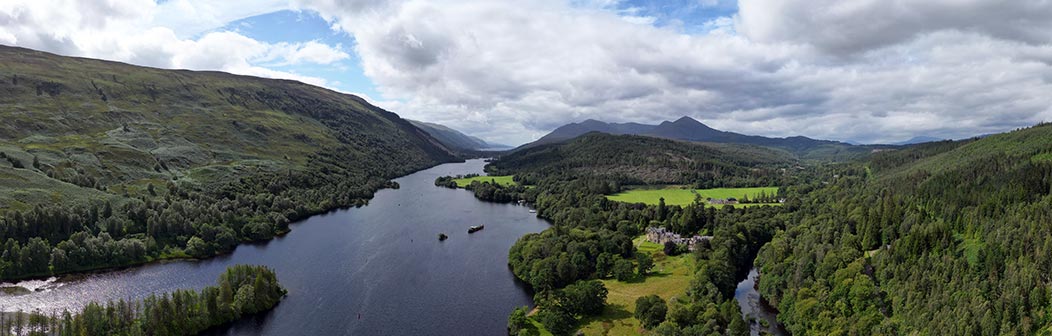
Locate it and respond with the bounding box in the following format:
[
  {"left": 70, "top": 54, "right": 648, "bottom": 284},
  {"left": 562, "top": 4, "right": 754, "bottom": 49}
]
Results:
[
  {"left": 2, "top": 265, "right": 286, "bottom": 335},
  {"left": 735, "top": 268, "right": 787, "bottom": 336}
]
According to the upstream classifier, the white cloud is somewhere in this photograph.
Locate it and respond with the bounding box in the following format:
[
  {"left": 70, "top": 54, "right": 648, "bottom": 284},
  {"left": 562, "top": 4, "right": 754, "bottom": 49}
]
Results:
[
  {"left": 273, "top": 41, "right": 350, "bottom": 65},
  {"left": 4, "top": 0, "right": 1051, "bottom": 145},
  {"left": 289, "top": 0, "right": 1052, "bottom": 145},
  {"left": 0, "top": 0, "right": 342, "bottom": 87},
  {"left": 736, "top": 0, "right": 1052, "bottom": 55},
  {"left": 152, "top": 0, "right": 293, "bottom": 37}
]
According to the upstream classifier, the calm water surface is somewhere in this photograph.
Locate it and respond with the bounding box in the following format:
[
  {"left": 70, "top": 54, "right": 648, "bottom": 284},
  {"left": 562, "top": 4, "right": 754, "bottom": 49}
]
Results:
[
  {"left": 0, "top": 159, "right": 549, "bottom": 335},
  {"left": 735, "top": 268, "right": 788, "bottom": 336}
]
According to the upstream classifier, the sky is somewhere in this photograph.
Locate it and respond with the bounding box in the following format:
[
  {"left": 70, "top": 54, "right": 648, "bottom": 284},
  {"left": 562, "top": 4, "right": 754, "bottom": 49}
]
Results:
[{"left": 2, "top": 0, "right": 1051, "bottom": 146}]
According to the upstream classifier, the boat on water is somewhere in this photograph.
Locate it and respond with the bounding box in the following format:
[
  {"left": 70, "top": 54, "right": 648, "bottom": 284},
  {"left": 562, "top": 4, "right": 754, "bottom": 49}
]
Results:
[
  {"left": 529, "top": 209, "right": 537, "bottom": 213},
  {"left": 468, "top": 225, "right": 485, "bottom": 233}
]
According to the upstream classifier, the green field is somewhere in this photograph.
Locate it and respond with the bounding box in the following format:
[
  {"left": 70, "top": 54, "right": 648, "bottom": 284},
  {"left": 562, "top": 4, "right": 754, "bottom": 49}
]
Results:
[
  {"left": 577, "top": 236, "right": 695, "bottom": 335},
  {"left": 606, "top": 186, "right": 781, "bottom": 207},
  {"left": 452, "top": 175, "right": 516, "bottom": 187}
]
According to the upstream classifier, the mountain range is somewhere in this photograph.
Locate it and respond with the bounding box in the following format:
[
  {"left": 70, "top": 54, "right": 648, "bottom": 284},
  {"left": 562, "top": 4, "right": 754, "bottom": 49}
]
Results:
[
  {"left": 892, "top": 136, "right": 945, "bottom": 145},
  {"left": 525, "top": 116, "right": 887, "bottom": 160}
]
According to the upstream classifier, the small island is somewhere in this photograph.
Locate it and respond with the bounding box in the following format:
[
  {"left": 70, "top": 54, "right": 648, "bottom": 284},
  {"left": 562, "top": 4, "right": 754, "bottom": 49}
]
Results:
[{"left": 438, "top": 233, "right": 449, "bottom": 241}]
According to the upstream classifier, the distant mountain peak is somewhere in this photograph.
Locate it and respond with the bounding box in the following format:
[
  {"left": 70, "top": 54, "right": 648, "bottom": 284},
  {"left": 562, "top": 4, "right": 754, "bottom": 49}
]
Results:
[
  {"left": 894, "top": 136, "right": 945, "bottom": 145},
  {"left": 672, "top": 116, "right": 701, "bottom": 124},
  {"left": 523, "top": 116, "right": 869, "bottom": 160},
  {"left": 576, "top": 119, "right": 611, "bottom": 127}
]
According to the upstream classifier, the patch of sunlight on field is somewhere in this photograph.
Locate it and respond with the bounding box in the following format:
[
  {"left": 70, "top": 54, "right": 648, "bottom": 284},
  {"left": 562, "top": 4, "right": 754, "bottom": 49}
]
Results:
[
  {"left": 606, "top": 186, "right": 781, "bottom": 208},
  {"left": 452, "top": 175, "right": 516, "bottom": 187}
]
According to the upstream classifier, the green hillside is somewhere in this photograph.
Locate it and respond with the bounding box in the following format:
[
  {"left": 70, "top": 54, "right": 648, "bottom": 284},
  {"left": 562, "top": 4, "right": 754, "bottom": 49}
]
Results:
[
  {"left": 409, "top": 119, "right": 503, "bottom": 151},
  {"left": 755, "top": 123, "right": 1052, "bottom": 335},
  {"left": 0, "top": 45, "right": 456, "bottom": 279},
  {"left": 491, "top": 133, "right": 797, "bottom": 187}
]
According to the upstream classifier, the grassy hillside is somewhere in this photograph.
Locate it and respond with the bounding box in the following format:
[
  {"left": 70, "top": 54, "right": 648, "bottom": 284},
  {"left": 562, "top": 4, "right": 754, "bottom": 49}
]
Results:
[
  {"left": 0, "top": 45, "right": 456, "bottom": 279},
  {"left": 0, "top": 46, "right": 453, "bottom": 209}
]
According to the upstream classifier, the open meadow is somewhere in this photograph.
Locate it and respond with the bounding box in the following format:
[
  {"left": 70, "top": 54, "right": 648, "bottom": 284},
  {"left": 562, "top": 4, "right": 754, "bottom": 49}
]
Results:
[
  {"left": 576, "top": 236, "right": 695, "bottom": 335},
  {"left": 606, "top": 186, "right": 781, "bottom": 207},
  {"left": 452, "top": 175, "right": 517, "bottom": 187}
]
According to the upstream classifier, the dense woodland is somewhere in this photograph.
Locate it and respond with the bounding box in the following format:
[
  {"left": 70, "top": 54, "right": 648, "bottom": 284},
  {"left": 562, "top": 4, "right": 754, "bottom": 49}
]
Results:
[
  {"left": 0, "top": 265, "right": 285, "bottom": 336},
  {"left": 755, "top": 124, "right": 1052, "bottom": 335}
]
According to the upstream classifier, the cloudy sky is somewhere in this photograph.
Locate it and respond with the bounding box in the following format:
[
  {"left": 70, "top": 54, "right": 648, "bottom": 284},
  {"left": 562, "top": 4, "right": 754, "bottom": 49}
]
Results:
[{"left": 2, "top": 0, "right": 1050, "bottom": 145}]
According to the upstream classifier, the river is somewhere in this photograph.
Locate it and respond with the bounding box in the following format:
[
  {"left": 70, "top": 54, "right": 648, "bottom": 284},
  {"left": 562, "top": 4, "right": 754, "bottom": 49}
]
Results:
[
  {"left": 0, "top": 159, "right": 550, "bottom": 335},
  {"left": 735, "top": 267, "right": 788, "bottom": 336}
]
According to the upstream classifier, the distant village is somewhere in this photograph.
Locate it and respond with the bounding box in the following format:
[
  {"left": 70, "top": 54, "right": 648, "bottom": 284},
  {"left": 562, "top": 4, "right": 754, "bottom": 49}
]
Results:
[{"left": 645, "top": 227, "right": 712, "bottom": 251}]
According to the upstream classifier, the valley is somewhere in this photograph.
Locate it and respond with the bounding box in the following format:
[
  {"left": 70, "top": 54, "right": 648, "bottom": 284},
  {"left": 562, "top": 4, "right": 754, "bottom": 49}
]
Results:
[{"left": 1, "top": 38, "right": 1050, "bottom": 336}]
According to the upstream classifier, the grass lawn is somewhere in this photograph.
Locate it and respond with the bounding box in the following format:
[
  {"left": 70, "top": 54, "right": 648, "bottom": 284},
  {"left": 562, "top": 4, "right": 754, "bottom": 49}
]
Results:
[
  {"left": 452, "top": 175, "right": 517, "bottom": 187},
  {"left": 606, "top": 186, "right": 781, "bottom": 208},
  {"left": 576, "top": 236, "right": 695, "bottom": 336}
]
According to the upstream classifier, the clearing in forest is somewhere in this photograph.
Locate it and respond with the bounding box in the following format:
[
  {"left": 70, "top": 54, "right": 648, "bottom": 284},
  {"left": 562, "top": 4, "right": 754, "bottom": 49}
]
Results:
[{"left": 606, "top": 186, "right": 781, "bottom": 207}]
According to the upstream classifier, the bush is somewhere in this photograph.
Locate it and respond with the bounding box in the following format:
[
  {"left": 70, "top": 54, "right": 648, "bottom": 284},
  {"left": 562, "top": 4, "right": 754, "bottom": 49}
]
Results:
[
  {"left": 613, "top": 259, "right": 635, "bottom": 282},
  {"left": 635, "top": 295, "right": 667, "bottom": 329},
  {"left": 536, "top": 308, "right": 576, "bottom": 336},
  {"left": 508, "top": 306, "right": 529, "bottom": 334}
]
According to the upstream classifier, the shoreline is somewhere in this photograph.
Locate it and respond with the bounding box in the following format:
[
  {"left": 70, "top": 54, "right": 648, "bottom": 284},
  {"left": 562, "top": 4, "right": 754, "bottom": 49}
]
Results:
[{"left": 0, "top": 159, "right": 456, "bottom": 284}]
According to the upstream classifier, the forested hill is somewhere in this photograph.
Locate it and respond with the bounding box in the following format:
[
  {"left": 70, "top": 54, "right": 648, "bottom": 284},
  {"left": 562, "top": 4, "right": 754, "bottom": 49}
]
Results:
[
  {"left": 490, "top": 132, "right": 798, "bottom": 187},
  {"left": 755, "top": 123, "right": 1052, "bottom": 334},
  {"left": 521, "top": 117, "right": 886, "bottom": 161},
  {"left": 0, "top": 45, "right": 456, "bottom": 279}
]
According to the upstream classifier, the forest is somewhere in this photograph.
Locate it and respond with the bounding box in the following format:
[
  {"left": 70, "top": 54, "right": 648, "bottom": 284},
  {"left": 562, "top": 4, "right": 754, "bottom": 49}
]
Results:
[
  {"left": 754, "top": 124, "right": 1052, "bottom": 334},
  {"left": 479, "top": 124, "right": 1052, "bottom": 335},
  {"left": 0, "top": 264, "right": 285, "bottom": 336},
  {"left": 446, "top": 134, "right": 802, "bottom": 335}
]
